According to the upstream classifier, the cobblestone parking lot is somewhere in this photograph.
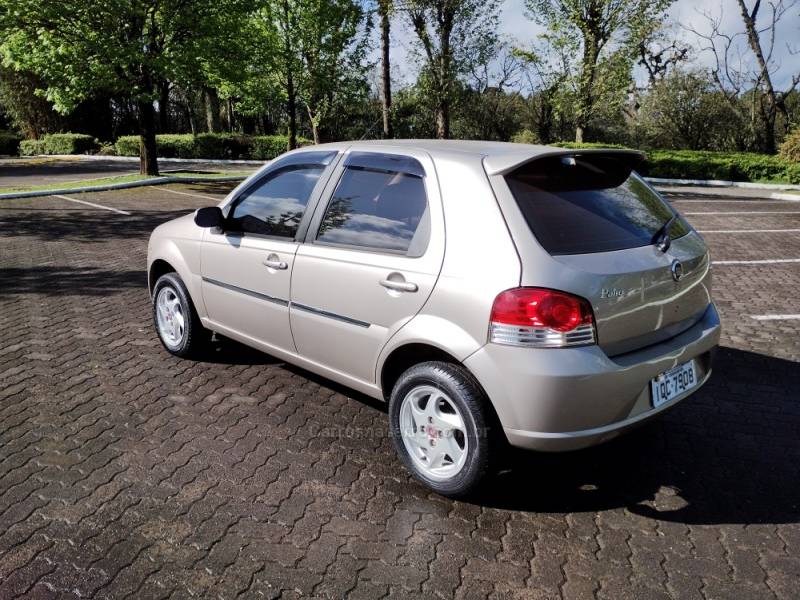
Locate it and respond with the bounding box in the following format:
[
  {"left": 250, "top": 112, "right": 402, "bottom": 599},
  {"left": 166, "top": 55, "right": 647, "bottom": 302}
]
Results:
[{"left": 1, "top": 182, "right": 799, "bottom": 599}]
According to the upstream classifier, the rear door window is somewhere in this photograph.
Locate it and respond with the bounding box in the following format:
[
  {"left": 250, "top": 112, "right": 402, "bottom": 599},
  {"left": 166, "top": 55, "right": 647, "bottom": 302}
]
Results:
[
  {"left": 505, "top": 154, "right": 690, "bottom": 255},
  {"left": 315, "top": 152, "right": 430, "bottom": 255}
]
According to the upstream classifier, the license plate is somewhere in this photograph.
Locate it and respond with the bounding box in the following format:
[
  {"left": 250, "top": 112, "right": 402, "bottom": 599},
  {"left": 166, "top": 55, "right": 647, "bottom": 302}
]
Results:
[{"left": 651, "top": 360, "right": 697, "bottom": 408}]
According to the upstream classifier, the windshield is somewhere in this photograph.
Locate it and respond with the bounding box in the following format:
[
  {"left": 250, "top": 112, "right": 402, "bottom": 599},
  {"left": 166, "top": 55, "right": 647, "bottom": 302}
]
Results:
[{"left": 505, "top": 154, "right": 691, "bottom": 255}]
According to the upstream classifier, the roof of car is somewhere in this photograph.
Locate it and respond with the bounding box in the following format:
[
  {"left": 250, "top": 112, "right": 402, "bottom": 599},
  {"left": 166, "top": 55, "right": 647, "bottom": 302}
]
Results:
[{"left": 308, "top": 139, "right": 643, "bottom": 176}]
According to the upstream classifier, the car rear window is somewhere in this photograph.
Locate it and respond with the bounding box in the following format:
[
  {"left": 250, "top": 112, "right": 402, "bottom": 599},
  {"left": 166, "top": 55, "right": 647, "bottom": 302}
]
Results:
[{"left": 505, "top": 154, "right": 690, "bottom": 255}]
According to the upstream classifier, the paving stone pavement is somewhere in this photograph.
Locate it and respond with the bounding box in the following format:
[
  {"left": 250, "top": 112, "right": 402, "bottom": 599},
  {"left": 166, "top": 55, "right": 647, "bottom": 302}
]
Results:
[{"left": 1, "top": 184, "right": 799, "bottom": 599}]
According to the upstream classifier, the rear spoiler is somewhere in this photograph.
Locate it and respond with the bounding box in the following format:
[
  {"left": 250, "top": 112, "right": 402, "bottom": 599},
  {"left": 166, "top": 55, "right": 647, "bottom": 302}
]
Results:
[{"left": 483, "top": 147, "right": 646, "bottom": 177}]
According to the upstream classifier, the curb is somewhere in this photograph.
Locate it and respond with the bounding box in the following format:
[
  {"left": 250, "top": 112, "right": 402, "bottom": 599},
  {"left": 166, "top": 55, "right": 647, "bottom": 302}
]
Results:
[
  {"left": 770, "top": 192, "right": 800, "bottom": 201},
  {"left": 0, "top": 175, "right": 248, "bottom": 200},
  {"left": 39, "top": 154, "right": 266, "bottom": 166}
]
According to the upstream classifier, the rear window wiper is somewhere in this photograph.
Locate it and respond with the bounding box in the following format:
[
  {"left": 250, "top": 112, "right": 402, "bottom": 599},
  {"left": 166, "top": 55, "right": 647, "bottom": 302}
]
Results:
[{"left": 652, "top": 214, "right": 677, "bottom": 253}]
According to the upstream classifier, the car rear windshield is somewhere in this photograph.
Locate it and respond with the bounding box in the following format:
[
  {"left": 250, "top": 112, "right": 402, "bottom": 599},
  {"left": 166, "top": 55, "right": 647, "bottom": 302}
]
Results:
[{"left": 505, "top": 154, "right": 691, "bottom": 255}]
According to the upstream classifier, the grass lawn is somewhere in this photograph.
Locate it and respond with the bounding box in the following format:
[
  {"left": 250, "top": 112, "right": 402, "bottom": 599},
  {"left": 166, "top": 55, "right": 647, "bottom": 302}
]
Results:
[{"left": 0, "top": 170, "right": 253, "bottom": 194}]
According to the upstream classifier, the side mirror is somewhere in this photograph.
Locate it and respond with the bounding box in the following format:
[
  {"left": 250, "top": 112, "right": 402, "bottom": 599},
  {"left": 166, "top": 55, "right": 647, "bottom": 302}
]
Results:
[{"left": 195, "top": 206, "right": 224, "bottom": 228}]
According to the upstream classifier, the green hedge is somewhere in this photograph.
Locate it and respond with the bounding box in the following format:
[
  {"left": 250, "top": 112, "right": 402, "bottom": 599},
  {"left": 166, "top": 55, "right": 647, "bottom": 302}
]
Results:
[
  {"left": 19, "top": 139, "right": 46, "bottom": 156},
  {"left": 0, "top": 131, "right": 22, "bottom": 155},
  {"left": 18, "top": 133, "right": 98, "bottom": 156},
  {"left": 550, "top": 142, "right": 800, "bottom": 184},
  {"left": 644, "top": 150, "right": 800, "bottom": 184},
  {"left": 115, "top": 133, "right": 310, "bottom": 160}
]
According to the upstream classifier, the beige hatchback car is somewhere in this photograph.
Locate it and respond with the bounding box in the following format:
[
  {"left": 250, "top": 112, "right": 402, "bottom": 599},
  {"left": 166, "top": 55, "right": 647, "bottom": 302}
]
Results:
[{"left": 148, "top": 140, "right": 721, "bottom": 496}]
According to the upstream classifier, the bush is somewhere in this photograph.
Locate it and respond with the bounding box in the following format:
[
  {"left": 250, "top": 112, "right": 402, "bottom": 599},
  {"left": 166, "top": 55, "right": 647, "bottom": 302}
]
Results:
[
  {"left": 0, "top": 131, "right": 22, "bottom": 155},
  {"left": 548, "top": 142, "right": 800, "bottom": 184},
  {"left": 115, "top": 133, "right": 309, "bottom": 160},
  {"left": 19, "top": 138, "right": 46, "bottom": 156},
  {"left": 251, "top": 135, "right": 293, "bottom": 160},
  {"left": 115, "top": 136, "right": 140, "bottom": 157},
  {"left": 642, "top": 150, "right": 800, "bottom": 184},
  {"left": 511, "top": 129, "right": 540, "bottom": 145},
  {"left": 779, "top": 129, "right": 800, "bottom": 163},
  {"left": 97, "top": 143, "right": 116, "bottom": 156},
  {"left": 42, "top": 133, "right": 98, "bottom": 155},
  {"left": 554, "top": 141, "right": 631, "bottom": 150}
]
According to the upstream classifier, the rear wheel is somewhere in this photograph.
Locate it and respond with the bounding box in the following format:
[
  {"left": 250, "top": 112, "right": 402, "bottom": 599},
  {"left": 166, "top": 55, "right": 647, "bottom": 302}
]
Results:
[
  {"left": 152, "top": 272, "right": 210, "bottom": 358},
  {"left": 389, "top": 361, "right": 500, "bottom": 497}
]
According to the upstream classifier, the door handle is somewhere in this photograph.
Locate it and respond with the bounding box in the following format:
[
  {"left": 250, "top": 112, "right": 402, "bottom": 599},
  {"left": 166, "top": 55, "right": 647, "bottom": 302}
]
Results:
[
  {"left": 380, "top": 279, "right": 418, "bottom": 293},
  {"left": 263, "top": 257, "right": 288, "bottom": 270}
]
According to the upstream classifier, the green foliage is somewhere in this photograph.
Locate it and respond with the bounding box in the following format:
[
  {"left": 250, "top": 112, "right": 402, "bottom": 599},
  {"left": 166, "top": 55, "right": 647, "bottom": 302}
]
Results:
[
  {"left": 19, "top": 138, "right": 45, "bottom": 156},
  {"left": 523, "top": 0, "right": 673, "bottom": 141},
  {"left": 18, "top": 133, "right": 97, "bottom": 155},
  {"left": 555, "top": 141, "right": 631, "bottom": 149},
  {"left": 114, "top": 136, "right": 141, "bottom": 158},
  {"left": 634, "top": 70, "right": 740, "bottom": 151},
  {"left": 548, "top": 143, "right": 800, "bottom": 184},
  {"left": 115, "top": 133, "right": 309, "bottom": 159},
  {"left": 511, "top": 129, "right": 541, "bottom": 144},
  {"left": 405, "top": 0, "right": 502, "bottom": 137},
  {"left": 0, "top": 0, "right": 251, "bottom": 112},
  {"left": 0, "top": 130, "right": 21, "bottom": 154},
  {"left": 778, "top": 129, "right": 800, "bottom": 163},
  {"left": 0, "top": 67, "right": 62, "bottom": 138},
  {"left": 642, "top": 150, "right": 800, "bottom": 184},
  {"left": 250, "top": 135, "right": 293, "bottom": 160},
  {"left": 42, "top": 133, "right": 98, "bottom": 154}
]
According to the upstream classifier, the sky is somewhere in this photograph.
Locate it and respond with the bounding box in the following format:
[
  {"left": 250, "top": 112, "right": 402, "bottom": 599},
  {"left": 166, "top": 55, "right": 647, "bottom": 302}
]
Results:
[{"left": 384, "top": 0, "right": 800, "bottom": 89}]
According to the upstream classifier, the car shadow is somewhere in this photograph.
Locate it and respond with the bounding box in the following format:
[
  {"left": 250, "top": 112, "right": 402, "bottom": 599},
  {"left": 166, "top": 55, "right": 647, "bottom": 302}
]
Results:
[
  {"left": 190, "top": 338, "right": 800, "bottom": 525},
  {"left": 473, "top": 346, "right": 800, "bottom": 525},
  {"left": 0, "top": 266, "right": 146, "bottom": 296},
  {"left": 0, "top": 209, "right": 191, "bottom": 242}
]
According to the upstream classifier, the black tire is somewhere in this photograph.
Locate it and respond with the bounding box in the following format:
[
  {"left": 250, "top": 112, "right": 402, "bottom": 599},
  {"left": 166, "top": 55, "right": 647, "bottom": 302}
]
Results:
[
  {"left": 388, "top": 361, "right": 502, "bottom": 498},
  {"left": 152, "top": 272, "right": 211, "bottom": 358}
]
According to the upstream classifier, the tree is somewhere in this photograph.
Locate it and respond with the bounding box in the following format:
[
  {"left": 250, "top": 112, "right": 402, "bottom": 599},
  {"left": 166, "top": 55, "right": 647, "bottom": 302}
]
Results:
[
  {"left": 525, "top": 0, "right": 673, "bottom": 142},
  {"left": 403, "top": 0, "right": 501, "bottom": 139},
  {"left": 296, "top": 0, "right": 369, "bottom": 144},
  {"left": 378, "top": 0, "right": 393, "bottom": 138},
  {"left": 249, "top": 0, "right": 366, "bottom": 148},
  {"left": 636, "top": 69, "right": 740, "bottom": 150},
  {"left": 687, "top": 0, "right": 799, "bottom": 153},
  {"left": 0, "top": 0, "right": 250, "bottom": 174}
]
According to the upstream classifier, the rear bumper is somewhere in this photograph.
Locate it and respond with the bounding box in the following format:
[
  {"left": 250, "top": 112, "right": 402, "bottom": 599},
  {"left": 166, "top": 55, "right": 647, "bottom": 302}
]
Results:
[{"left": 464, "top": 303, "right": 721, "bottom": 451}]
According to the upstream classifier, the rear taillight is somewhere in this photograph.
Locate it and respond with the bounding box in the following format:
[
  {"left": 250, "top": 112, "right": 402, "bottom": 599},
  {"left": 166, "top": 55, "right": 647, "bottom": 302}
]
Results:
[{"left": 489, "top": 287, "right": 596, "bottom": 348}]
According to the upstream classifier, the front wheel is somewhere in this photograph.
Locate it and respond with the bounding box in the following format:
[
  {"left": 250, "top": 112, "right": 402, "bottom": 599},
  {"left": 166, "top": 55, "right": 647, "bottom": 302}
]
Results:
[
  {"left": 389, "top": 361, "right": 500, "bottom": 497},
  {"left": 152, "top": 272, "right": 210, "bottom": 358}
]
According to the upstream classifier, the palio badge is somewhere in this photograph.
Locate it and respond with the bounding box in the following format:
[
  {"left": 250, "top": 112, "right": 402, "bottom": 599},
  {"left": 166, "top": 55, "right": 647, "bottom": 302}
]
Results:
[{"left": 600, "top": 288, "right": 627, "bottom": 299}]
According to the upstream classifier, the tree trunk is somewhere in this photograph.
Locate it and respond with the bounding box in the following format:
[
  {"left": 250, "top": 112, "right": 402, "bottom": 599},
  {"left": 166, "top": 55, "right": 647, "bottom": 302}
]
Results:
[
  {"left": 736, "top": 0, "right": 793, "bottom": 148},
  {"left": 227, "top": 97, "right": 235, "bottom": 132},
  {"left": 575, "top": 33, "right": 600, "bottom": 144},
  {"left": 435, "top": 101, "right": 449, "bottom": 139},
  {"left": 287, "top": 70, "right": 297, "bottom": 149},
  {"left": 379, "top": 0, "right": 392, "bottom": 138},
  {"left": 158, "top": 81, "right": 170, "bottom": 133},
  {"left": 137, "top": 100, "right": 159, "bottom": 176},
  {"left": 204, "top": 87, "right": 222, "bottom": 133},
  {"left": 437, "top": 14, "right": 453, "bottom": 140}
]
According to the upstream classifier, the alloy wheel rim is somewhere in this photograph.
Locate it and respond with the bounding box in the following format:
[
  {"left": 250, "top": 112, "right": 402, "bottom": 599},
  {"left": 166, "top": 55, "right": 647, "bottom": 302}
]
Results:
[
  {"left": 398, "top": 385, "right": 469, "bottom": 481},
  {"left": 156, "top": 286, "right": 185, "bottom": 349}
]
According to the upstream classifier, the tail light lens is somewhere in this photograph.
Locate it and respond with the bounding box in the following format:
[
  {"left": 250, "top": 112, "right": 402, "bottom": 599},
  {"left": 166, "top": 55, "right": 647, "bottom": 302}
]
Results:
[{"left": 489, "top": 287, "right": 596, "bottom": 348}]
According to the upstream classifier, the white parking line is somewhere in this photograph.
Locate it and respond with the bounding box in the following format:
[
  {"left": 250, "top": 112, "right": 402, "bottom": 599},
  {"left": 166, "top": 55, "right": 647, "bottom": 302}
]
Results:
[
  {"left": 698, "top": 229, "right": 800, "bottom": 233},
  {"left": 712, "top": 258, "right": 800, "bottom": 265},
  {"left": 684, "top": 211, "right": 800, "bottom": 215},
  {"left": 750, "top": 314, "right": 800, "bottom": 321},
  {"left": 671, "top": 199, "right": 795, "bottom": 203},
  {"left": 54, "top": 194, "right": 131, "bottom": 215},
  {"left": 160, "top": 187, "right": 222, "bottom": 202}
]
